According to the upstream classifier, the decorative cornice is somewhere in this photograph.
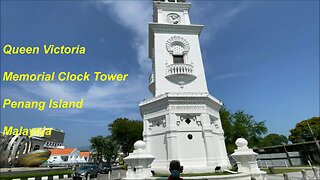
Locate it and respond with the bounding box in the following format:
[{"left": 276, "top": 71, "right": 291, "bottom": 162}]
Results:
[
  {"left": 140, "top": 92, "right": 207, "bottom": 106},
  {"left": 154, "top": 2, "right": 191, "bottom": 12},
  {"left": 140, "top": 93, "right": 168, "bottom": 106},
  {"left": 139, "top": 92, "right": 223, "bottom": 114},
  {"left": 149, "top": 23, "right": 203, "bottom": 35}
]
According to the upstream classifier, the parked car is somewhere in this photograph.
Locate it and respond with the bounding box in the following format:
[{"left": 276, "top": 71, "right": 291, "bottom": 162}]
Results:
[
  {"left": 73, "top": 165, "right": 100, "bottom": 180},
  {"left": 99, "top": 162, "right": 112, "bottom": 174}
]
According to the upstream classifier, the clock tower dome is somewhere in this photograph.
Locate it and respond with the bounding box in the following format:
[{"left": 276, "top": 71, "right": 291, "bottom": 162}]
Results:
[{"left": 140, "top": 0, "right": 231, "bottom": 173}]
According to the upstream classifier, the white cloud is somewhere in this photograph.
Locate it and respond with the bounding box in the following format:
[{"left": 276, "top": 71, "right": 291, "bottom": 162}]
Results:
[
  {"left": 48, "top": 117, "right": 109, "bottom": 125},
  {"left": 94, "top": 1, "right": 250, "bottom": 74},
  {"left": 1, "top": 1, "right": 251, "bottom": 120},
  {"left": 190, "top": 0, "right": 251, "bottom": 43},
  {"left": 1, "top": 78, "right": 150, "bottom": 117},
  {"left": 95, "top": 0, "right": 152, "bottom": 74},
  {"left": 2, "top": 1, "right": 155, "bottom": 120},
  {"left": 210, "top": 72, "right": 248, "bottom": 81},
  {"left": 84, "top": 81, "right": 147, "bottom": 109}
]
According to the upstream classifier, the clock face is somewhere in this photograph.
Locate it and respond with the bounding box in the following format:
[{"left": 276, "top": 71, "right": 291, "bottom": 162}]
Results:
[{"left": 167, "top": 13, "right": 181, "bottom": 24}]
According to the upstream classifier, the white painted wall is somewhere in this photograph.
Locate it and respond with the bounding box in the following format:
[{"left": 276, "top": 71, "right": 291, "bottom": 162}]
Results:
[
  {"left": 153, "top": 33, "right": 209, "bottom": 96},
  {"left": 141, "top": 0, "right": 231, "bottom": 173}
]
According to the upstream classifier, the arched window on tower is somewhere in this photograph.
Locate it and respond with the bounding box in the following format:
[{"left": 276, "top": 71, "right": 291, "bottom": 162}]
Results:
[
  {"left": 173, "top": 55, "right": 184, "bottom": 63},
  {"left": 172, "top": 43, "right": 185, "bottom": 63},
  {"left": 166, "top": 36, "right": 190, "bottom": 65}
]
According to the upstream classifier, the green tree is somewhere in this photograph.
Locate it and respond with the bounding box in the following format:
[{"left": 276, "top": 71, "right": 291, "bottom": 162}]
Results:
[
  {"left": 90, "top": 136, "right": 117, "bottom": 163},
  {"left": 220, "top": 108, "right": 234, "bottom": 152},
  {"left": 220, "top": 108, "right": 268, "bottom": 153},
  {"left": 103, "top": 136, "right": 118, "bottom": 162},
  {"left": 261, "top": 133, "right": 288, "bottom": 147},
  {"left": 108, "top": 118, "right": 143, "bottom": 155},
  {"left": 289, "top": 117, "right": 320, "bottom": 143}
]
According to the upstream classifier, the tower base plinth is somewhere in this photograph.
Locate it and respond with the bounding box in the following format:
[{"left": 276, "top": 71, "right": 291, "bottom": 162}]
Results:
[{"left": 140, "top": 93, "right": 231, "bottom": 174}]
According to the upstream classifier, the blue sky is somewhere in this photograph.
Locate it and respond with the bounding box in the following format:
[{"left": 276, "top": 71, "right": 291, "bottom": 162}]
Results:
[{"left": 1, "top": 0, "right": 319, "bottom": 148}]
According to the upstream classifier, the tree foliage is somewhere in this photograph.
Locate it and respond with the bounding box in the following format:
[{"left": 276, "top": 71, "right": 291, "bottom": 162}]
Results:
[
  {"left": 90, "top": 135, "right": 117, "bottom": 163},
  {"left": 108, "top": 118, "right": 143, "bottom": 155},
  {"left": 261, "top": 133, "right": 288, "bottom": 147},
  {"left": 220, "top": 108, "right": 268, "bottom": 153},
  {"left": 289, "top": 117, "right": 320, "bottom": 143}
]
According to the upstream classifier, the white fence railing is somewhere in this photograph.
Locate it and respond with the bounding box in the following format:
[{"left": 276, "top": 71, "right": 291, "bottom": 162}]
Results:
[{"left": 166, "top": 63, "right": 194, "bottom": 76}]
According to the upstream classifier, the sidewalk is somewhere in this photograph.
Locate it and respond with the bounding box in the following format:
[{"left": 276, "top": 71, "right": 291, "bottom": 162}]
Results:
[{"left": 266, "top": 170, "right": 318, "bottom": 180}]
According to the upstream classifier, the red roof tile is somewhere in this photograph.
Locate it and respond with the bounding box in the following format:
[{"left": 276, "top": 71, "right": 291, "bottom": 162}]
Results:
[
  {"left": 80, "top": 152, "right": 90, "bottom": 157},
  {"left": 49, "top": 148, "right": 76, "bottom": 155}
]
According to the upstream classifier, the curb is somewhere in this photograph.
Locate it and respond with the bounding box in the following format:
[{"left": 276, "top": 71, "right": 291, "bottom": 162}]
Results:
[{"left": 11, "top": 174, "right": 71, "bottom": 180}]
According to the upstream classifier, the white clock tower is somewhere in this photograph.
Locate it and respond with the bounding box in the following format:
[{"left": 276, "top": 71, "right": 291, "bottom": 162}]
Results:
[{"left": 140, "top": 0, "right": 231, "bottom": 173}]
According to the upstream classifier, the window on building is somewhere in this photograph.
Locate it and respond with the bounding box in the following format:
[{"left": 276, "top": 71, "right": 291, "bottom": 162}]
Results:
[
  {"left": 61, "top": 156, "right": 68, "bottom": 162},
  {"left": 33, "top": 145, "right": 40, "bottom": 151},
  {"left": 173, "top": 55, "right": 184, "bottom": 63}
]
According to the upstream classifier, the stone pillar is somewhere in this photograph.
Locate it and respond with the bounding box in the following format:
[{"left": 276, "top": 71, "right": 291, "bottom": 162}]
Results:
[
  {"left": 218, "top": 134, "right": 230, "bottom": 168},
  {"left": 167, "top": 113, "right": 178, "bottom": 161},
  {"left": 301, "top": 170, "right": 309, "bottom": 180},
  {"left": 143, "top": 118, "right": 151, "bottom": 153},
  {"left": 312, "top": 166, "right": 320, "bottom": 180},
  {"left": 167, "top": 130, "right": 178, "bottom": 161},
  {"left": 183, "top": 10, "right": 190, "bottom": 24},
  {"left": 231, "top": 138, "right": 267, "bottom": 180},
  {"left": 157, "top": 9, "right": 163, "bottom": 23},
  {"left": 123, "top": 141, "right": 155, "bottom": 180},
  {"left": 201, "top": 113, "right": 215, "bottom": 166}
]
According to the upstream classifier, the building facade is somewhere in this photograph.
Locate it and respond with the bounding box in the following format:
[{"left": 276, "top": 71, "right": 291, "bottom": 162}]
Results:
[
  {"left": 140, "top": 0, "right": 230, "bottom": 173},
  {"left": 31, "top": 128, "right": 65, "bottom": 149},
  {"left": 47, "top": 148, "right": 90, "bottom": 166}
]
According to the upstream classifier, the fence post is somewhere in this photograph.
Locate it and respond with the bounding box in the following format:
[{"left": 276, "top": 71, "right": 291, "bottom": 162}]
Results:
[
  {"left": 301, "top": 169, "right": 309, "bottom": 180},
  {"left": 312, "top": 166, "right": 320, "bottom": 180},
  {"left": 283, "top": 173, "right": 289, "bottom": 180}
]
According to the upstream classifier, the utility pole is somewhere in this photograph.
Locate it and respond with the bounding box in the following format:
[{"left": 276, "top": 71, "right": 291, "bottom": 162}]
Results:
[{"left": 307, "top": 122, "right": 320, "bottom": 154}]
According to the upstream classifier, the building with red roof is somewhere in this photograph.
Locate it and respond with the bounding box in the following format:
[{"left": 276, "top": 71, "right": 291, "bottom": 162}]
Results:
[{"left": 47, "top": 148, "right": 91, "bottom": 165}]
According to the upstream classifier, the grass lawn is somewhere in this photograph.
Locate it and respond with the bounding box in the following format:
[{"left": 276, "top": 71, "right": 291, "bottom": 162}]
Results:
[
  {"left": 261, "top": 167, "right": 308, "bottom": 174},
  {"left": 0, "top": 170, "right": 73, "bottom": 179}
]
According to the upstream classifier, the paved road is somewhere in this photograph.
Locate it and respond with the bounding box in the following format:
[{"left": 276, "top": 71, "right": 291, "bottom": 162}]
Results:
[
  {"left": 63, "top": 169, "right": 127, "bottom": 180},
  {"left": 62, "top": 169, "right": 320, "bottom": 180},
  {"left": 266, "top": 170, "right": 319, "bottom": 180}
]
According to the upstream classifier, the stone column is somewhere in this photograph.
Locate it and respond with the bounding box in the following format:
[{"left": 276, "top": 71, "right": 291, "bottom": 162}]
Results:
[
  {"left": 123, "top": 141, "right": 155, "bottom": 180},
  {"left": 143, "top": 118, "right": 151, "bottom": 153},
  {"left": 167, "top": 113, "right": 178, "bottom": 161},
  {"left": 201, "top": 113, "right": 215, "bottom": 166},
  {"left": 231, "top": 138, "right": 267, "bottom": 180},
  {"left": 217, "top": 134, "right": 230, "bottom": 168},
  {"left": 157, "top": 9, "right": 163, "bottom": 23},
  {"left": 183, "top": 10, "right": 190, "bottom": 24}
]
